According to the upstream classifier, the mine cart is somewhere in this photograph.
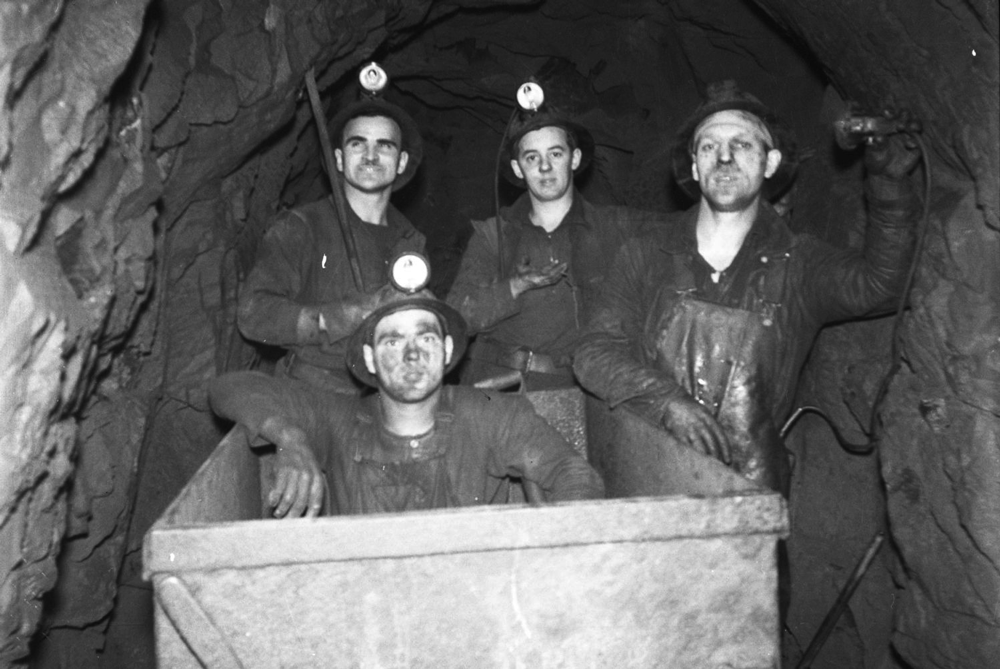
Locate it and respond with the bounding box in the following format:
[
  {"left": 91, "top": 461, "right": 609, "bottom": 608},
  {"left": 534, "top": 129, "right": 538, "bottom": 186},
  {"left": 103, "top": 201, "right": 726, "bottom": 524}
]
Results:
[{"left": 144, "top": 389, "right": 788, "bottom": 668}]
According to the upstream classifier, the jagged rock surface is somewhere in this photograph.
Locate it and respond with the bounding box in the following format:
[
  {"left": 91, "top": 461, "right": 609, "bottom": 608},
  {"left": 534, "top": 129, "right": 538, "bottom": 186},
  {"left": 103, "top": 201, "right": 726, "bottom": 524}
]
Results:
[{"left": 0, "top": 0, "right": 996, "bottom": 667}]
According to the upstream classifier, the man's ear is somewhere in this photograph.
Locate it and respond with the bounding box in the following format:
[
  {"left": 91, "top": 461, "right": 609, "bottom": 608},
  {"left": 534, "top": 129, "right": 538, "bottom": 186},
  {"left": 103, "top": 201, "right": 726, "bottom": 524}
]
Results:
[
  {"left": 511, "top": 159, "right": 524, "bottom": 180},
  {"left": 443, "top": 335, "right": 454, "bottom": 366},
  {"left": 570, "top": 147, "right": 582, "bottom": 171},
  {"left": 764, "top": 148, "right": 782, "bottom": 179},
  {"left": 334, "top": 148, "right": 344, "bottom": 173},
  {"left": 396, "top": 150, "right": 409, "bottom": 176},
  {"left": 691, "top": 155, "right": 701, "bottom": 183},
  {"left": 363, "top": 344, "right": 376, "bottom": 375}
]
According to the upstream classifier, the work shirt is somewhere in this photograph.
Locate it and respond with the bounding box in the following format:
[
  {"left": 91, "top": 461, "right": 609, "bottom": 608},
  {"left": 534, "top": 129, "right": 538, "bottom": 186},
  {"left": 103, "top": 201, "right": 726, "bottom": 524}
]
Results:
[
  {"left": 238, "top": 197, "right": 424, "bottom": 391},
  {"left": 574, "top": 175, "right": 917, "bottom": 491},
  {"left": 447, "top": 191, "right": 657, "bottom": 382},
  {"left": 208, "top": 372, "right": 605, "bottom": 514}
]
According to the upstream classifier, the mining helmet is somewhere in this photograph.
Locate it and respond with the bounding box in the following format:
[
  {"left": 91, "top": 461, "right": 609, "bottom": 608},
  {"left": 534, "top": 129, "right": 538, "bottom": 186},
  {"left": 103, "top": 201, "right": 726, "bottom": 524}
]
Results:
[
  {"left": 346, "top": 256, "right": 467, "bottom": 387},
  {"left": 672, "top": 80, "right": 798, "bottom": 201},
  {"left": 327, "top": 62, "right": 424, "bottom": 190},
  {"left": 500, "top": 80, "right": 595, "bottom": 187}
]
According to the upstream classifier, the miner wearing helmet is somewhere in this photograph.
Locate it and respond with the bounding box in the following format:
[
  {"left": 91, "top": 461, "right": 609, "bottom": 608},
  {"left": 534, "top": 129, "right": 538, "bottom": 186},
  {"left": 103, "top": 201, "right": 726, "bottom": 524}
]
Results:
[
  {"left": 573, "top": 81, "right": 921, "bottom": 494},
  {"left": 238, "top": 65, "right": 426, "bottom": 395},
  {"left": 447, "top": 83, "right": 657, "bottom": 390},
  {"left": 211, "top": 289, "right": 603, "bottom": 517}
]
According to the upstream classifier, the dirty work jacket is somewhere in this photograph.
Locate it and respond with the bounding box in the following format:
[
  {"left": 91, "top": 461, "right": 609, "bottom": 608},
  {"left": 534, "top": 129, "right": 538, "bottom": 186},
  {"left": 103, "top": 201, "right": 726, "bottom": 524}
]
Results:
[
  {"left": 238, "top": 197, "right": 424, "bottom": 392},
  {"left": 573, "top": 174, "right": 917, "bottom": 492},
  {"left": 447, "top": 191, "right": 658, "bottom": 382},
  {"left": 208, "top": 372, "right": 605, "bottom": 514}
]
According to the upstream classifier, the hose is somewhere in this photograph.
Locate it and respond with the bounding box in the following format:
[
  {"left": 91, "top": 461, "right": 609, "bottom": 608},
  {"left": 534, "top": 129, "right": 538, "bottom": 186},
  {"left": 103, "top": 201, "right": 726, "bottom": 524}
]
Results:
[{"left": 782, "top": 133, "right": 932, "bottom": 454}]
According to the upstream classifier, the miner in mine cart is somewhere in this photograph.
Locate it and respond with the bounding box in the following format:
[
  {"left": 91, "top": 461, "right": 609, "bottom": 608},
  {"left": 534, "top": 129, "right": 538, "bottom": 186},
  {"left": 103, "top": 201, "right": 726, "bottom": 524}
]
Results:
[{"left": 214, "top": 254, "right": 604, "bottom": 516}]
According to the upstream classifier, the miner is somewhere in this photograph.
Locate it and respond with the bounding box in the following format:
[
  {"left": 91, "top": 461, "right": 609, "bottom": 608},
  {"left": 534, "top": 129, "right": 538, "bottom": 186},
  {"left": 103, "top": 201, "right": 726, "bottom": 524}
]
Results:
[
  {"left": 238, "top": 65, "right": 424, "bottom": 394},
  {"left": 447, "top": 85, "right": 656, "bottom": 390},
  {"left": 573, "top": 81, "right": 921, "bottom": 494},
  {"left": 211, "top": 290, "right": 604, "bottom": 517}
]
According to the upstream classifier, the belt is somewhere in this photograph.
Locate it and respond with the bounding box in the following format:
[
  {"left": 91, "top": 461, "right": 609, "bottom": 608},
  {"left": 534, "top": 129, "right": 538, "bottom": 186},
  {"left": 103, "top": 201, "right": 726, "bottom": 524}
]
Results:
[{"left": 469, "top": 339, "right": 563, "bottom": 375}]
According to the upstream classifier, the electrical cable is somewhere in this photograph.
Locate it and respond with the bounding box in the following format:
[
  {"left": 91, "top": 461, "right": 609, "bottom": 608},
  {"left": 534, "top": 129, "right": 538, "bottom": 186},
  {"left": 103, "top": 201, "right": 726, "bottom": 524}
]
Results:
[{"left": 781, "top": 133, "right": 933, "bottom": 454}]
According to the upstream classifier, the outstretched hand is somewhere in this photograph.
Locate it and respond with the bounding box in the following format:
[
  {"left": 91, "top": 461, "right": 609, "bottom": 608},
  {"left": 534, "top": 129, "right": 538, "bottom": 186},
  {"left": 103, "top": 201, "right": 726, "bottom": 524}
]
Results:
[
  {"left": 509, "top": 257, "right": 567, "bottom": 298},
  {"left": 864, "top": 111, "right": 921, "bottom": 179},
  {"left": 661, "top": 395, "right": 732, "bottom": 465},
  {"left": 269, "top": 432, "right": 324, "bottom": 518}
]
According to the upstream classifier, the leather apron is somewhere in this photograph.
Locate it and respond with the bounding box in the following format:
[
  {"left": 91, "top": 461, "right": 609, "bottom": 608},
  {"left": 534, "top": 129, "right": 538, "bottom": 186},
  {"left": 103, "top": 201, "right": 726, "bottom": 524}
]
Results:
[{"left": 649, "top": 254, "right": 791, "bottom": 495}]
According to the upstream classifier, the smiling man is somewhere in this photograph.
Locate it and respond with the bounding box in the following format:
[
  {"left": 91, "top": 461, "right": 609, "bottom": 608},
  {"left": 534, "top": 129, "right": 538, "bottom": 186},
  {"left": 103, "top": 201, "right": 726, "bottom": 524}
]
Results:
[
  {"left": 238, "top": 93, "right": 425, "bottom": 395},
  {"left": 448, "top": 106, "right": 656, "bottom": 390},
  {"left": 210, "top": 290, "right": 604, "bottom": 517},
  {"left": 573, "top": 81, "right": 922, "bottom": 494}
]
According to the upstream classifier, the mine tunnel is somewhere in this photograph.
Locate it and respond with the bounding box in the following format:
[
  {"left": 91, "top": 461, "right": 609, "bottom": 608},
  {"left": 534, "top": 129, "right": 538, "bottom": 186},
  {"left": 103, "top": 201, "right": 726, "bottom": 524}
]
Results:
[{"left": 1, "top": 0, "right": 996, "bottom": 667}]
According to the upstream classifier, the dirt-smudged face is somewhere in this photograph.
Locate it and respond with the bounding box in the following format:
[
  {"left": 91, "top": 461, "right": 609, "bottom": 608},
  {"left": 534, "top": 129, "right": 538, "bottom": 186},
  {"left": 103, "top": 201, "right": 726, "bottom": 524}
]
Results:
[
  {"left": 335, "top": 115, "right": 409, "bottom": 195},
  {"left": 691, "top": 111, "right": 781, "bottom": 213},
  {"left": 511, "top": 126, "right": 581, "bottom": 203},
  {"left": 363, "top": 308, "right": 453, "bottom": 403}
]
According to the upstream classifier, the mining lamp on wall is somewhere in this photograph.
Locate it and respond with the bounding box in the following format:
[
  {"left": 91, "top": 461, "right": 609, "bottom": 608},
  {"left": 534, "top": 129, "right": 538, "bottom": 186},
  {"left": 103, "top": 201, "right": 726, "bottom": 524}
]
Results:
[
  {"left": 517, "top": 81, "right": 545, "bottom": 112},
  {"left": 359, "top": 62, "right": 389, "bottom": 97},
  {"left": 389, "top": 252, "right": 431, "bottom": 293}
]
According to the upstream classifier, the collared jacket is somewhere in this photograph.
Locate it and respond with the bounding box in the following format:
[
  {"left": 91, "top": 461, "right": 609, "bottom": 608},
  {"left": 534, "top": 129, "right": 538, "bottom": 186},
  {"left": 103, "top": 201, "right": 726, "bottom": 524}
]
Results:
[
  {"left": 447, "top": 191, "right": 658, "bottom": 367},
  {"left": 238, "top": 197, "right": 424, "bottom": 378},
  {"left": 208, "top": 372, "right": 605, "bottom": 514},
  {"left": 573, "top": 174, "right": 918, "bottom": 435}
]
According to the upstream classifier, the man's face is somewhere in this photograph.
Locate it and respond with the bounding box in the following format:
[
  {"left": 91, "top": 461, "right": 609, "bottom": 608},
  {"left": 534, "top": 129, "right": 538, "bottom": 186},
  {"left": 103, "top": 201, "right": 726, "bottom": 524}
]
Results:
[
  {"left": 691, "top": 111, "right": 782, "bottom": 213},
  {"left": 511, "top": 126, "right": 582, "bottom": 203},
  {"left": 363, "top": 308, "right": 454, "bottom": 404},
  {"left": 335, "top": 115, "right": 409, "bottom": 195}
]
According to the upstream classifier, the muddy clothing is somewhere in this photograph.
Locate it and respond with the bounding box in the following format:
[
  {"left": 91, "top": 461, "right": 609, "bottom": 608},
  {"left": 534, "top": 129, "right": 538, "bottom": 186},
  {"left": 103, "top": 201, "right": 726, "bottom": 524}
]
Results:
[
  {"left": 574, "top": 175, "right": 917, "bottom": 493},
  {"left": 209, "top": 372, "right": 604, "bottom": 514},
  {"left": 238, "top": 197, "right": 424, "bottom": 393},
  {"left": 447, "top": 192, "right": 655, "bottom": 388}
]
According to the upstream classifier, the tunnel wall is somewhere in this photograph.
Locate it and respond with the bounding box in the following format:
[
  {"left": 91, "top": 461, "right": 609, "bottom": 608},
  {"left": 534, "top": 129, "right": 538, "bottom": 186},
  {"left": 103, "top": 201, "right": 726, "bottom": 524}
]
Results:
[
  {"left": 754, "top": 2, "right": 1000, "bottom": 667},
  {"left": 1, "top": 0, "right": 996, "bottom": 667}
]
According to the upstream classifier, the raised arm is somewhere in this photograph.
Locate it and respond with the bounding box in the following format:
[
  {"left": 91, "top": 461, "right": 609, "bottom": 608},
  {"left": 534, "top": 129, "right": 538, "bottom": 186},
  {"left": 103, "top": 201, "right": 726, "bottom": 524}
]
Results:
[{"left": 804, "top": 133, "right": 921, "bottom": 323}]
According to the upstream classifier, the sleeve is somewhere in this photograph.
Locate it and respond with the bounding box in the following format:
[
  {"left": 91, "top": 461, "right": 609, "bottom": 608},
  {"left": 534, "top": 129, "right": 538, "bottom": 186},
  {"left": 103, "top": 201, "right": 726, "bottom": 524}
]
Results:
[
  {"left": 572, "top": 237, "right": 688, "bottom": 426},
  {"left": 236, "top": 210, "right": 387, "bottom": 347},
  {"left": 487, "top": 394, "right": 604, "bottom": 501},
  {"left": 207, "top": 371, "right": 343, "bottom": 467},
  {"left": 237, "top": 211, "right": 310, "bottom": 346},
  {"left": 801, "top": 173, "right": 919, "bottom": 323},
  {"left": 445, "top": 218, "right": 521, "bottom": 333}
]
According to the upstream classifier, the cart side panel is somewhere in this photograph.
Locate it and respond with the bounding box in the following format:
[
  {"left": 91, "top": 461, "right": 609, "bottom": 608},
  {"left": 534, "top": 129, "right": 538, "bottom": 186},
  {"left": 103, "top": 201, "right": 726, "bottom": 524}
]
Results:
[
  {"left": 586, "top": 397, "right": 760, "bottom": 498},
  {"left": 159, "top": 426, "right": 263, "bottom": 527},
  {"left": 167, "top": 535, "right": 779, "bottom": 668}
]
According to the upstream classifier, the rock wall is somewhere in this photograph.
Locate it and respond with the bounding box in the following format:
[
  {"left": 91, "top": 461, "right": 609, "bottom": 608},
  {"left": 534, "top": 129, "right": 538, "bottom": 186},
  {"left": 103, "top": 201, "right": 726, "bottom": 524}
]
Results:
[
  {"left": 0, "top": 0, "right": 152, "bottom": 664},
  {"left": 2, "top": 0, "right": 996, "bottom": 666},
  {"left": 754, "top": 1, "right": 1000, "bottom": 667}
]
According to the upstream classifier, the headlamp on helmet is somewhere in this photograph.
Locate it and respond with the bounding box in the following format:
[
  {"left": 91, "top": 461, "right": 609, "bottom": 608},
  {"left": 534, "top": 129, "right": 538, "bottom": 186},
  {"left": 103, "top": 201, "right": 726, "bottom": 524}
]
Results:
[
  {"left": 359, "top": 62, "right": 389, "bottom": 97},
  {"left": 388, "top": 252, "right": 431, "bottom": 294}
]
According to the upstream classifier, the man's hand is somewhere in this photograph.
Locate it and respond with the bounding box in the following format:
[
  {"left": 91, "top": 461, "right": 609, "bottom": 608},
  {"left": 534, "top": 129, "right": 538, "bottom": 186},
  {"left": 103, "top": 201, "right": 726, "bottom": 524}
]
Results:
[
  {"left": 509, "top": 257, "right": 568, "bottom": 298},
  {"left": 661, "top": 395, "right": 732, "bottom": 465},
  {"left": 864, "top": 113, "right": 921, "bottom": 179},
  {"left": 269, "top": 431, "right": 324, "bottom": 518}
]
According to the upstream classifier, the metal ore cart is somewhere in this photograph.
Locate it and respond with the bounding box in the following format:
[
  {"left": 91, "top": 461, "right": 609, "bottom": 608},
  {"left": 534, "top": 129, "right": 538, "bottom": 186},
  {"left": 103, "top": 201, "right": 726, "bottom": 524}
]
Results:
[{"left": 144, "top": 389, "right": 787, "bottom": 668}]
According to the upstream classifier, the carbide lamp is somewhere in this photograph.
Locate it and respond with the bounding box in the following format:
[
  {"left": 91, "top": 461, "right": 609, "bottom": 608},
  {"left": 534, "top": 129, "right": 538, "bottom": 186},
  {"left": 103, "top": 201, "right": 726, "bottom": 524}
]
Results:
[
  {"left": 359, "top": 62, "right": 389, "bottom": 96},
  {"left": 389, "top": 252, "right": 431, "bottom": 293},
  {"left": 516, "top": 82, "right": 544, "bottom": 112}
]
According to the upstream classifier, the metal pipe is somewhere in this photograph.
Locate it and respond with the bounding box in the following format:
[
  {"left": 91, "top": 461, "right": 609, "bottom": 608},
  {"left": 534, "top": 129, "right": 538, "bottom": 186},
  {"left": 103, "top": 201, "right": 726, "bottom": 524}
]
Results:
[
  {"left": 304, "top": 68, "right": 365, "bottom": 292},
  {"left": 795, "top": 531, "right": 885, "bottom": 668}
]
